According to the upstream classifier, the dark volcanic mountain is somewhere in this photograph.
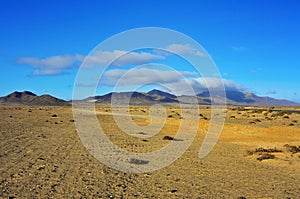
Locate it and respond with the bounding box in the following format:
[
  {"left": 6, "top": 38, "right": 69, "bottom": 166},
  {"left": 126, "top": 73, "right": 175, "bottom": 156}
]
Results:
[
  {"left": 84, "top": 90, "right": 179, "bottom": 105},
  {"left": 147, "top": 89, "right": 179, "bottom": 103},
  {"left": 0, "top": 91, "right": 69, "bottom": 106},
  {"left": 197, "top": 90, "right": 299, "bottom": 106},
  {"left": 1, "top": 90, "right": 299, "bottom": 106},
  {"left": 93, "top": 92, "right": 156, "bottom": 105}
]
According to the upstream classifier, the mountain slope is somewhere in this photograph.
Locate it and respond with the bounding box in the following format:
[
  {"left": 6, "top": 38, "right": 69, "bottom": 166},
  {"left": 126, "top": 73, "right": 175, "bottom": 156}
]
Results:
[
  {"left": 197, "top": 90, "right": 299, "bottom": 106},
  {"left": 147, "top": 89, "right": 179, "bottom": 103},
  {"left": 0, "top": 91, "right": 69, "bottom": 106},
  {"left": 1, "top": 90, "right": 299, "bottom": 106},
  {"left": 91, "top": 92, "right": 157, "bottom": 105}
]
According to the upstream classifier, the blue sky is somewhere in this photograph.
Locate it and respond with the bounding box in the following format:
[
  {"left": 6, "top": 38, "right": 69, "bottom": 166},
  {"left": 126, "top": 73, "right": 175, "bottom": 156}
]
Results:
[{"left": 1, "top": 0, "right": 299, "bottom": 102}]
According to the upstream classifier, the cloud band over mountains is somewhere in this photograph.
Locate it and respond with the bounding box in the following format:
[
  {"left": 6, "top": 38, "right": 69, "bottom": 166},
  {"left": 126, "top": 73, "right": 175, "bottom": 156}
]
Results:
[{"left": 17, "top": 44, "right": 243, "bottom": 94}]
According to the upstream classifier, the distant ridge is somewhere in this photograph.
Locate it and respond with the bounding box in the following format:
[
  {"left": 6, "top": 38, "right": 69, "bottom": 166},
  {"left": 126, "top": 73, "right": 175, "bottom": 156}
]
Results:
[
  {"left": 0, "top": 89, "right": 299, "bottom": 106},
  {"left": 79, "top": 89, "right": 299, "bottom": 106},
  {"left": 197, "top": 90, "right": 299, "bottom": 106},
  {"left": 0, "top": 91, "right": 69, "bottom": 106}
]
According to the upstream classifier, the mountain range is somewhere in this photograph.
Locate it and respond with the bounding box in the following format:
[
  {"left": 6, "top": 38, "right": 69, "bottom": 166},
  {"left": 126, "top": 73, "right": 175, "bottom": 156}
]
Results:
[
  {"left": 0, "top": 90, "right": 299, "bottom": 106},
  {"left": 0, "top": 91, "right": 69, "bottom": 106}
]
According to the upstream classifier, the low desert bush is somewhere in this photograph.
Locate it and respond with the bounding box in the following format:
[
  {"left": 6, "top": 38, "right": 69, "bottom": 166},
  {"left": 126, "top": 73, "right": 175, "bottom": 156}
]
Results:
[
  {"left": 257, "top": 153, "right": 275, "bottom": 161},
  {"left": 255, "top": 147, "right": 282, "bottom": 153},
  {"left": 284, "top": 144, "right": 300, "bottom": 153}
]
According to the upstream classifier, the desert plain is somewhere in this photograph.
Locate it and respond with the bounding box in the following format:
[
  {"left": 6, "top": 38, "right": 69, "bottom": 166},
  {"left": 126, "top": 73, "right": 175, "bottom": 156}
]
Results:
[{"left": 1, "top": 105, "right": 300, "bottom": 198}]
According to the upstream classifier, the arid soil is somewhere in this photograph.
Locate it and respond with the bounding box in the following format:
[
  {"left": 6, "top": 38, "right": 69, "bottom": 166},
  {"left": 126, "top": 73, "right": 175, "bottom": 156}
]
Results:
[{"left": 1, "top": 106, "right": 300, "bottom": 198}]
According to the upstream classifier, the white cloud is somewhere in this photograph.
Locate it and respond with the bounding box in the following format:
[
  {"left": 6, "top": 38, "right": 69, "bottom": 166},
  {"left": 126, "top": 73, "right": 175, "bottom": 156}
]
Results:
[
  {"left": 77, "top": 50, "right": 164, "bottom": 67},
  {"left": 165, "top": 44, "right": 206, "bottom": 57},
  {"left": 18, "top": 50, "right": 164, "bottom": 75},
  {"left": 18, "top": 55, "right": 77, "bottom": 75},
  {"left": 102, "top": 68, "right": 196, "bottom": 86},
  {"left": 18, "top": 55, "right": 76, "bottom": 68},
  {"left": 99, "top": 68, "right": 243, "bottom": 96},
  {"left": 163, "top": 77, "right": 244, "bottom": 95}
]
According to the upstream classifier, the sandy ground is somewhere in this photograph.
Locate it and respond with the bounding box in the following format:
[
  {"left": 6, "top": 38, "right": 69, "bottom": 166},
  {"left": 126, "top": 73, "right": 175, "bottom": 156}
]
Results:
[{"left": 0, "top": 106, "right": 300, "bottom": 198}]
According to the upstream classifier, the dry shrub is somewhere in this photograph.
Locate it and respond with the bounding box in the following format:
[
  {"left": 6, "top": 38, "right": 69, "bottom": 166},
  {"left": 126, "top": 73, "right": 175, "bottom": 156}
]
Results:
[
  {"left": 284, "top": 144, "right": 300, "bottom": 153},
  {"left": 255, "top": 147, "right": 282, "bottom": 153},
  {"left": 246, "top": 147, "right": 282, "bottom": 158},
  {"left": 257, "top": 153, "right": 275, "bottom": 161},
  {"left": 162, "top": 136, "right": 183, "bottom": 141},
  {"left": 129, "top": 158, "right": 149, "bottom": 165}
]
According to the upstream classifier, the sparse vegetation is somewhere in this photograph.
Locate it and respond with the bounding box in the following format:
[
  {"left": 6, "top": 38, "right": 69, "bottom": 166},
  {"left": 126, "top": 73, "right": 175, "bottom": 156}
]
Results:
[
  {"left": 163, "top": 136, "right": 175, "bottom": 140},
  {"left": 246, "top": 147, "right": 282, "bottom": 161},
  {"left": 255, "top": 147, "right": 282, "bottom": 153},
  {"left": 257, "top": 153, "right": 275, "bottom": 161},
  {"left": 284, "top": 144, "right": 300, "bottom": 153},
  {"left": 0, "top": 105, "right": 299, "bottom": 198},
  {"left": 162, "top": 136, "right": 183, "bottom": 141},
  {"left": 129, "top": 158, "right": 149, "bottom": 165}
]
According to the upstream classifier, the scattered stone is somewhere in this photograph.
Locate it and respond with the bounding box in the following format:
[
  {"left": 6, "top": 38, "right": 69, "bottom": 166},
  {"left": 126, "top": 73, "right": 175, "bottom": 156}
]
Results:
[
  {"left": 170, "top": 189, "right": 178, "bottom": 193},
  {"left": 52, "top": 114, "right": 58, "bottom": 117}
]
